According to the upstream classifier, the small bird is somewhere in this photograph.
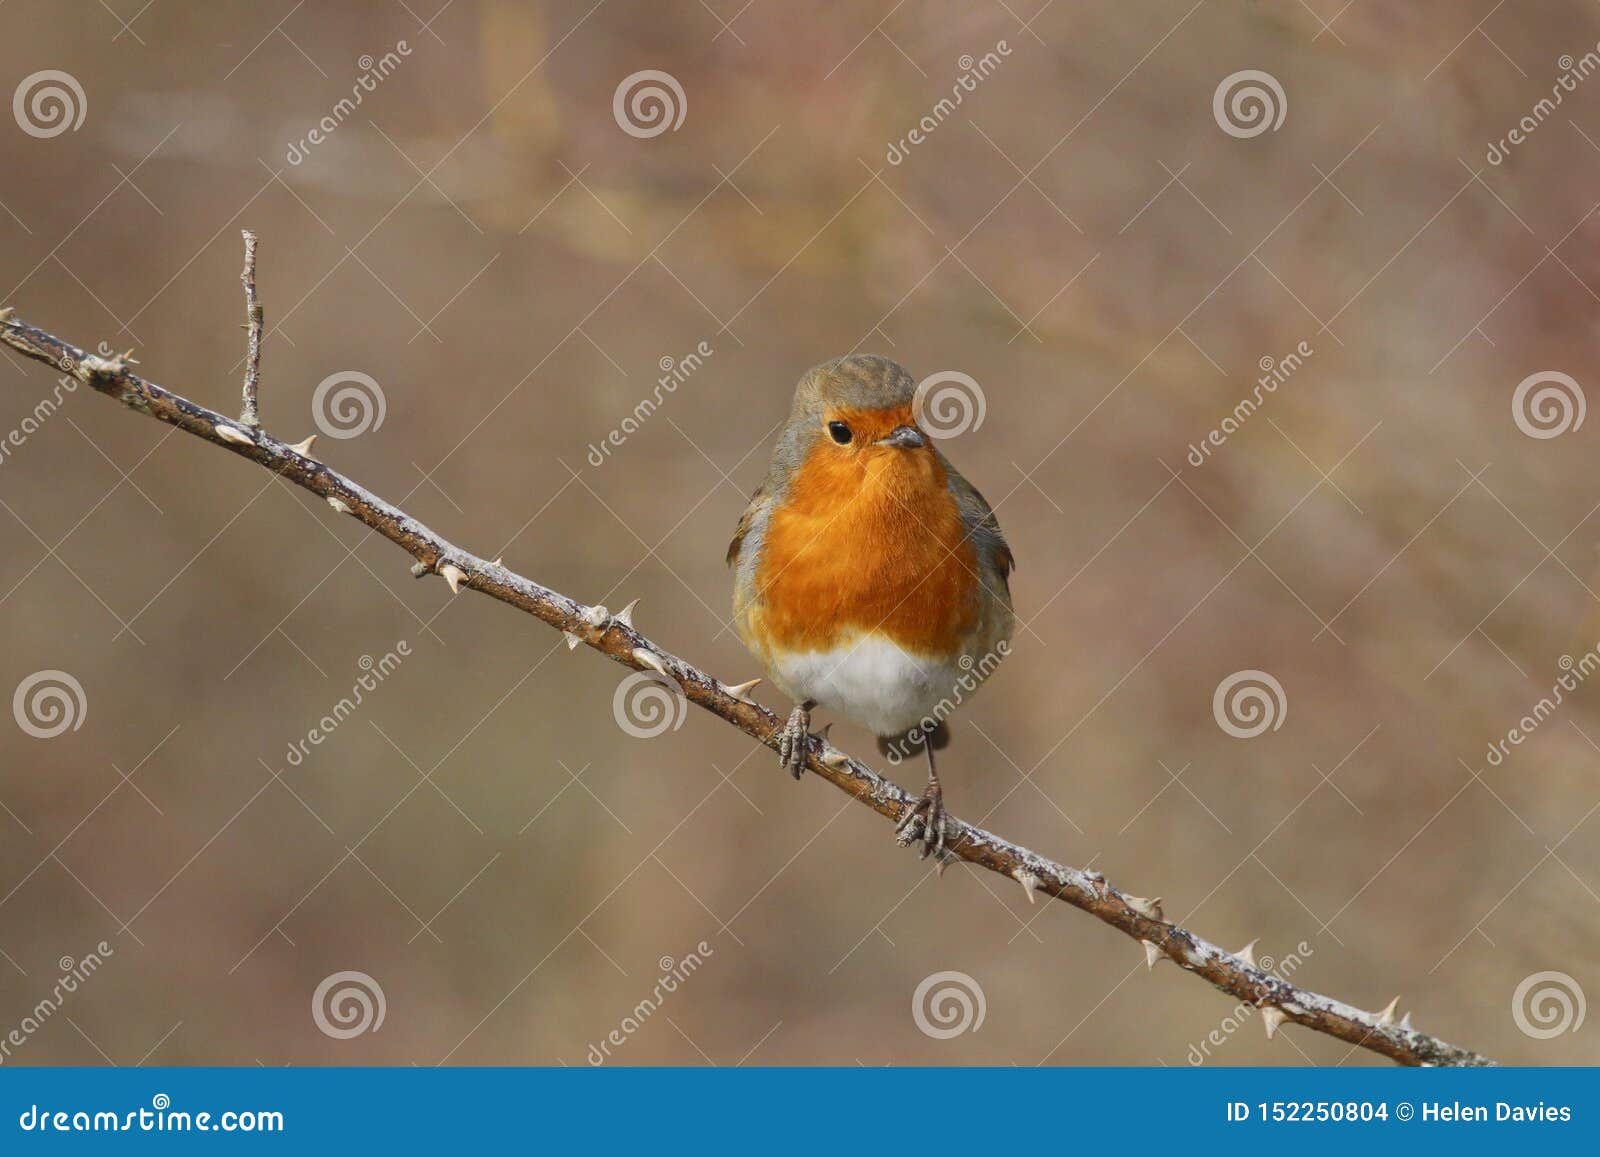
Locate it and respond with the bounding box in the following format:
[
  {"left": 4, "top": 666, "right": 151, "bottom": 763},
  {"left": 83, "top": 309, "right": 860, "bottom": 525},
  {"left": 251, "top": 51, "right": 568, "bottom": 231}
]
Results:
[{"left": 728, "top": 355, "right": 1014, "bottom": 857}]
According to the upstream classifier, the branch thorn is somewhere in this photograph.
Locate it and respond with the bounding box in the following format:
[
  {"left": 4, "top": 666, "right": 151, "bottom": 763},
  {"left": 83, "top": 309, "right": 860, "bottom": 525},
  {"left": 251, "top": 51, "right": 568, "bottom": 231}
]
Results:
[
  {"left": 1236, "top": 938, "right": 1259, "bottom": 969},
  {"left": 1124, "top": 893, "right": 1163, "bottom": 920},
  {"left": 633, "top": 648, "right": 673, "bottom": 680},
  {"left": 440, "top": 563, "right": 467, "bottom": 595},
  {"left": 614, "top": 598, "right": 639, "bottom": 629},
  {"left": 326, "top": 496, "right": 352, "bottom": 514},
  {"left": 722, "top": 676, "right": 762, "bottom": 703},
  {"left": 1376, "top": 995, "right": 1401, "bottom": 1027},
  {"left": 819, "top": 742, "right": 851, "bottom": 770},
  {"left": 1261, "top": 1005, "right": 1288, "bottom": 1040},
  {"left": 288, "top": 434, "right": 318, "bottom": 458},
  {"left": 214, "top": 422, "right": 254, "bottom": 445},
  {"left": 1142, "top": 939, "right": 1162, "bottom": 970}
]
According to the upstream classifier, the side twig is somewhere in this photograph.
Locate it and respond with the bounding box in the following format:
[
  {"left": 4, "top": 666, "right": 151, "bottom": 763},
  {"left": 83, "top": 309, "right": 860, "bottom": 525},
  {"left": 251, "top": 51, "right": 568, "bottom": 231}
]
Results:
[
  {"left": 0, "top": 285, "right": 1494, "bottom": 1067},
  {"left": 239, "top": 229, "right": 262, "bottom": 427}
]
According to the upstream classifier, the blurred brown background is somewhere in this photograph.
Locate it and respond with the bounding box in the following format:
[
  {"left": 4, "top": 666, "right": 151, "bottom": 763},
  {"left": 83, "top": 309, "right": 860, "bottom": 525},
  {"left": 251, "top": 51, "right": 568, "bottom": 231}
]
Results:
[{"left": 1, "top": 0, "right": 1598, "bottom": 1067}]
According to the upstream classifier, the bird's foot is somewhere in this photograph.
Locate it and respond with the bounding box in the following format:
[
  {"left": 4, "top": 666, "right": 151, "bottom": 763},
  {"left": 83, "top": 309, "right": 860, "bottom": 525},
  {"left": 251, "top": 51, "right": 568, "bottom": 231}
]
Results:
[
  {"left": 776, "top": 702, "right": 812, "bottom": 779},
  {"left": 895, "top": 780, "right": 946, "bottom": 861}
]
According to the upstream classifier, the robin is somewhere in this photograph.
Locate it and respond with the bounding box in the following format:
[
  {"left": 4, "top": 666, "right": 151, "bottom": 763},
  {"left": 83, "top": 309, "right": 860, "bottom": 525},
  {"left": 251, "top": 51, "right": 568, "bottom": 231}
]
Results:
[{"left": 728, "top": 355, "right": 1014, "bottom": 858}]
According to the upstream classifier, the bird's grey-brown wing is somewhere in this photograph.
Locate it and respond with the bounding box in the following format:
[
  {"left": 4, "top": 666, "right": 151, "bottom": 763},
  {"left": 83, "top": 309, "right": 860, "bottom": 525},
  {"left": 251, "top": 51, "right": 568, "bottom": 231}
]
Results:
[
  {"left": 948, "top": 468, "right": 1014, "bottom": 599},
  {"left": 726, "top": 480, "right": 770, "bottom": 569},
  {"left": 727, "top": 481, "right": 776, "bottom": 642}
]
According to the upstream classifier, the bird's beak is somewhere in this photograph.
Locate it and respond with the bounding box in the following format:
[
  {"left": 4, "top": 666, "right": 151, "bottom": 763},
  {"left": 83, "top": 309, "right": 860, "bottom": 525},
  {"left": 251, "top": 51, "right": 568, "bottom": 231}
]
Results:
[{"left": 878, "top": 425, "right": 926, "bottom": 449}]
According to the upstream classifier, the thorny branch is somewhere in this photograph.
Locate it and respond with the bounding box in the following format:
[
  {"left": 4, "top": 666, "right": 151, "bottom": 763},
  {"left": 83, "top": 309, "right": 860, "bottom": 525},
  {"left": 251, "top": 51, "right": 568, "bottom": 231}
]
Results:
[{"left": 0, "top": 249, "right": 1494, "bottom": 1068}]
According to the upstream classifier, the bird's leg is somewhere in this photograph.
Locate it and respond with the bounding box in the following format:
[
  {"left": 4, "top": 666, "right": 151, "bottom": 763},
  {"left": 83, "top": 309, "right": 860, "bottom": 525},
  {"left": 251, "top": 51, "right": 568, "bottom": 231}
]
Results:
[
  {"left": 776, "top": 700, "right": 816, "bottom": 779},
  {"left": 895, "top": 742, "right": 946, "bottom": 860}
]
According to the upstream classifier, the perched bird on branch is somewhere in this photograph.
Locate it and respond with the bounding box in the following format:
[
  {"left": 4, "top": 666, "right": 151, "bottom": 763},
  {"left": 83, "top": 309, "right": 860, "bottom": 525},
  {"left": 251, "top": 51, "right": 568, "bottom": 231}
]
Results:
[{"left": 728, "top": 355, "right": 1015, "bottom": 857}]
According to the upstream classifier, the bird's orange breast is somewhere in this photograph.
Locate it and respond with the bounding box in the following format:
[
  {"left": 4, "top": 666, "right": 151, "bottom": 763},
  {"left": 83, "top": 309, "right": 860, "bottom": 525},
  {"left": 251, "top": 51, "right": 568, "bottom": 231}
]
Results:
[{"left": 753, "top": 428, "right": 979, "bottom": 656}]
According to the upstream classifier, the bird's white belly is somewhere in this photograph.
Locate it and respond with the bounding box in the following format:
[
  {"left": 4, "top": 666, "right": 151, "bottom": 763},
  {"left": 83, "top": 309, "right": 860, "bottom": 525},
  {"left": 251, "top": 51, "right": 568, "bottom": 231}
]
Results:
[{"left": 769, "top": 635, "right": 957, "bottom": 738}]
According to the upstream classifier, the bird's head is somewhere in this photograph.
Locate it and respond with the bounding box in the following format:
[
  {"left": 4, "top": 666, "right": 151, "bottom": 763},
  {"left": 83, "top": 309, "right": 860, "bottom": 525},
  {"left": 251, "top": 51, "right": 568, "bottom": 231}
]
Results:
[{"left": 788, "top": 354, "right": 928, "bottom": 459}]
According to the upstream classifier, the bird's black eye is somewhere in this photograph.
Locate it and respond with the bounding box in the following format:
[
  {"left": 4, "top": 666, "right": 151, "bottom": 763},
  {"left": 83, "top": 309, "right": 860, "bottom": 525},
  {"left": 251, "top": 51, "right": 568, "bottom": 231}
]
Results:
[{"left": 827, "top": 421, "right": 853, "bottom": 445}]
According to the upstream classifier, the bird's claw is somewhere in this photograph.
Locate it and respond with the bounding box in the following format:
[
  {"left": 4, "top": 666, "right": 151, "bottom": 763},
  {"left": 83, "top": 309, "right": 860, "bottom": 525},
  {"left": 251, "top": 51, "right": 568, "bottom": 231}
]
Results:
[
  {"left": 895, "top": 783, "right": 947, "bottom": 861},
  {"left": 776, "top": 703, "right": 811, "bottom": 779}
]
